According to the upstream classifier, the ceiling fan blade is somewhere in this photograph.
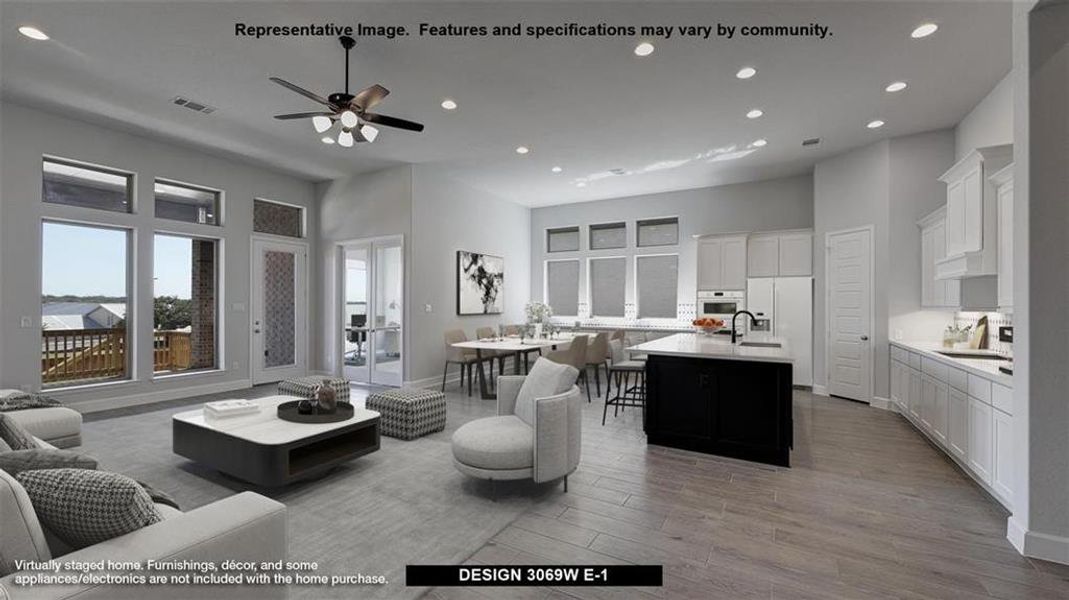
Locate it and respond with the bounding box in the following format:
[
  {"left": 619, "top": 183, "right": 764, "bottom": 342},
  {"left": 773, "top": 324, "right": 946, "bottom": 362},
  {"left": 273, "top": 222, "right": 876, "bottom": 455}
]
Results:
[
  {"left": 351, "top": 84, "right": 390, "bottom": 111},
  {"left": 273, "top": 112, "right": 335, "bottom": 120},
  {"left": 362, "top": 112, "right": 425, "bottom": 132},
  {"left": 269, "top": 77, "right": 331, "bottom": 107}
]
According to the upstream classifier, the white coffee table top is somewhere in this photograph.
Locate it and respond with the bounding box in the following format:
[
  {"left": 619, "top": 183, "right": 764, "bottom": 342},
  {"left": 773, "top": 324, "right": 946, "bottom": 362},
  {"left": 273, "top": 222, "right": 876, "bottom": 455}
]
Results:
[
  {"left": 451, "top": 332, "right": 579, "bottom": 352},
  {"left": 173, "top": 395, "right": 380, "bottom": 446}
]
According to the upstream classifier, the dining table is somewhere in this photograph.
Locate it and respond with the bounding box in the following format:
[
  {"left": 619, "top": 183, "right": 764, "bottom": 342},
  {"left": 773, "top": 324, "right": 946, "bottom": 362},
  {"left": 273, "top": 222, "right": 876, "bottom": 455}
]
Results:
[{"left": 451, "top": 333, "right": 578, "bottom": 400}]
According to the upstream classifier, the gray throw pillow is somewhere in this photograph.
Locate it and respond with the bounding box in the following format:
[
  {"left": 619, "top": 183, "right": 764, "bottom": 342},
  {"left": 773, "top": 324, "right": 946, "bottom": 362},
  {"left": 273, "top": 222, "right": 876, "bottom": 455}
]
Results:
[
  {"left": 136, "top": 480, "right": 180, "bottom": 511},
  {"left": 0, "top": 413, "right": 39, "bottom": 450},
  {"left": 16, "top": 469, "right": 163, "bottom": 549},
  {"left": 514, "top": 358, "right": 578, "bottom": 426},
  {"left": 0, "top": 449, "right": 97, "bottom": 477}
]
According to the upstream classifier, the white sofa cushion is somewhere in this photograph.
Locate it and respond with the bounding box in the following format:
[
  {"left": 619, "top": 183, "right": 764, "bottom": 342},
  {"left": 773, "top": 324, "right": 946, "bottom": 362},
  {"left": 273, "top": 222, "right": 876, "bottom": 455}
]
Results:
[
  {"left": 0, "top": 469, "right": 51, "bottom": 576},
  {"left": 5, "top": 407, "right": 82, "bottom": 444},
  {"left": 514, "top": 358, "right": 577, "bottom": 427},
  {"left": 451, "top": 416, "right": 534, "bottom": 470}
]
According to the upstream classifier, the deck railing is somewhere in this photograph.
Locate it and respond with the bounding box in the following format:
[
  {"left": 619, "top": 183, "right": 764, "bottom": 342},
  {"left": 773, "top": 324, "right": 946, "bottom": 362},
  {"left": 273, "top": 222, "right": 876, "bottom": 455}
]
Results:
[{"left": 40, "top": 329, "right": 192, "bottom": 385}]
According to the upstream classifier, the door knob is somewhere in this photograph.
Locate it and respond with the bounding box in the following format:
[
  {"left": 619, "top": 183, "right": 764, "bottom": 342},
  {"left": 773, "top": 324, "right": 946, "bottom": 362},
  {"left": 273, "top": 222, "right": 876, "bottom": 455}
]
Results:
[{"left": 860, "top": 335, "right": 869, "bottom": 341}]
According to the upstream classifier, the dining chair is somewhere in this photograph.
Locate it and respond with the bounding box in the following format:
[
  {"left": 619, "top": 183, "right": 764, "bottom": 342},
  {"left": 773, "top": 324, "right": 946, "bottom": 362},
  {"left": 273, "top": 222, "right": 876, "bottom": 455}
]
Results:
[
  {"left": 475, "top": 326, "right": 511, "bottom": 377},
  {"left": 585, "top": 332, "right": 610, "bottom": 397},
  {"left": 442, "top": 329, "right": 487, "bottom": 397},
  {"left": 545, "top": 335, "right": 591, "bottom": 400},
  {"left": 505, "top": 324, "right": 541, "bottom": 373}
]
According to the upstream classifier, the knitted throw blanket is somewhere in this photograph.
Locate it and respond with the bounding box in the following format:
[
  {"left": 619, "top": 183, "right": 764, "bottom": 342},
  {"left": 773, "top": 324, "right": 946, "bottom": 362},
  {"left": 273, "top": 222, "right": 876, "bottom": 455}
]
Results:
[{"left": 0, "top": 393, "right": 61, "bottom": 412}]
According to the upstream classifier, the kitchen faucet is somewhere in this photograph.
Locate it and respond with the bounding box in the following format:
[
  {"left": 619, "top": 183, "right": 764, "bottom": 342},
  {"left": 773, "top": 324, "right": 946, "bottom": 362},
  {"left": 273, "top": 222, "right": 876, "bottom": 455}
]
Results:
[{"left": 731, "top": 310, "right": 758, "bottom": 344}]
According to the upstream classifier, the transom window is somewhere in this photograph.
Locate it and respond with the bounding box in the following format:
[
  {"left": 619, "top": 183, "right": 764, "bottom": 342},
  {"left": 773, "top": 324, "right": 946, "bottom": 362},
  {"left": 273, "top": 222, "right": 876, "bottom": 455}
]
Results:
[{"left": 43, "top": 157, "right": 132, "bottom": 213}]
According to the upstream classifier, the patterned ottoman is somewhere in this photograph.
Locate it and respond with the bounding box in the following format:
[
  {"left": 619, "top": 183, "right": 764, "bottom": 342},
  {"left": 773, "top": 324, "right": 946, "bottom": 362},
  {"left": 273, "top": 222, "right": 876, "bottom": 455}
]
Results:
[
  {"left": 366, "top": 388, "right": 447, "bottom": 441},
  {"left": 278, "top": 376, "right": 351, "bottom": 403}
]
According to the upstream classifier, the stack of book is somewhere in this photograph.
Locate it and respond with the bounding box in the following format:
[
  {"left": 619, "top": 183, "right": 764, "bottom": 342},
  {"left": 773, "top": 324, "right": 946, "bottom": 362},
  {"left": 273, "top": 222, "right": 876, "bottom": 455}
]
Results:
[{"left": 204, "top": 399, "right": 260, "bottom": 419}]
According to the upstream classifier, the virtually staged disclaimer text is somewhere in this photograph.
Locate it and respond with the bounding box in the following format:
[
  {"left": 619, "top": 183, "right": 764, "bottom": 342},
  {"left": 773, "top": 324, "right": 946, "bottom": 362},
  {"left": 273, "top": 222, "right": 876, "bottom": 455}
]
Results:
[
  {"left": 9, "top": 559, "right": 387, "bottom": 588},
  {"left": 234, "top": 22, "right": 832, "bottom": 40}
]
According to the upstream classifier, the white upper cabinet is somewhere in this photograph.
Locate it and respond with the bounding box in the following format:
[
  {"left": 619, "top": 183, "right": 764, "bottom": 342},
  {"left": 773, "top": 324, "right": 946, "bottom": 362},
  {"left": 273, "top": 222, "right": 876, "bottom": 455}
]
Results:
[
  {"left": 747, "top": 235, "right": 779, "bottom": 277},
  {"left": 936, "top": 145, "right": 1012, "bottom": 280},
  {"left": 697, "top": 234, "right": 748, "bottom": 290},
  {"left": 990, "top": 164, "right": 1014, "bottom": 311},
  {"left": 778, "top": 233, "right": 813, "bottom": 276},
  {"left": 918, "top": 207, "right": 960, "bottom": 308},
  {"left": 745, "top": 231, "right": 812, "bottom": 278}
]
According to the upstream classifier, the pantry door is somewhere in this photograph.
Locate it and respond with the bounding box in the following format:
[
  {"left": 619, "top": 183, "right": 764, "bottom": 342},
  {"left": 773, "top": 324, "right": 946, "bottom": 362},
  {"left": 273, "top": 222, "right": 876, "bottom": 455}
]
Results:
[{"left": 826, "top": 227, "right": 873, "bottom": 403}]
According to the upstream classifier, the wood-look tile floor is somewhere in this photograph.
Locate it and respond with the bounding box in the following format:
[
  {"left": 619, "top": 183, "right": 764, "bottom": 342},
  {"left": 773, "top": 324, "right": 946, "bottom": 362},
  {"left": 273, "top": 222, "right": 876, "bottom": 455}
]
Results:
[{"left": 430, "top": 389, "right": 1069, "bottom": 600}]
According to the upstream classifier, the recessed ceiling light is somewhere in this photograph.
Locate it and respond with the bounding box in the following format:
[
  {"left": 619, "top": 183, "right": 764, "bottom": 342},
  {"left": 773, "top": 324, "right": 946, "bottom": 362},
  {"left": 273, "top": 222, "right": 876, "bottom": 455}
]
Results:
[
  {"left": 441, "top": 99, "right": 457, "bottom": 110},
  {"left": 736, "top": 66, "right": 757, "bottom": 79},
  {"left": 551, "top": 166, "right": 563, "bottom": 173},
  {"left": 867, "top": 120, "right": 885, "bottom": 129},
  {"left": 746, "top": 108, "right": 764, "bottom": 119},
  {"left": 634, "top": 42, "right": 655, "bottom": 57},
  {"left": 885, "top": 81, "right": 908, "bottom": 93},
  {"left": 515, "top": 146, "right": 529, "bottom": 155},
  {"left": 321, "top": 136, "right": 335, "bottom": 145},
  {"left": 751, "top": 138, "right": 768, "bottom": 147},
  {"left": 18, "top": 26, "right": 48, "bottom": 40},
  {"left": 911, "top": 23, "right": 938, "bottom": 38}
]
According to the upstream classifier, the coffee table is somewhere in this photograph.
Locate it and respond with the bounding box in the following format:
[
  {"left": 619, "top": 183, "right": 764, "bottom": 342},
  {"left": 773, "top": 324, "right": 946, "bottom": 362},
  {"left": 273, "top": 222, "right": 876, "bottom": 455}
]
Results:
[{"left": 173, "top": 395, "right": 380, "bottom": 486}]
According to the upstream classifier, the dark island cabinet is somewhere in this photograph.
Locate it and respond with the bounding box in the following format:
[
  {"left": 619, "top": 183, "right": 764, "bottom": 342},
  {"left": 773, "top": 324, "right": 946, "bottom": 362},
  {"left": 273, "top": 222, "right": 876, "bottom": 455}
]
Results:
[{"left": 644, "top": 354, "right": 793, "bottom": 467}]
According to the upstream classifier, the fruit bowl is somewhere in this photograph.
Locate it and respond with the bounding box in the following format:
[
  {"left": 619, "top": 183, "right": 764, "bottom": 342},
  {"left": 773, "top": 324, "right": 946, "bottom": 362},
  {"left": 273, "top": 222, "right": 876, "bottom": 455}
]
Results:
[{"left": 691, "top": 318, "right": 724, "bottom": 336}]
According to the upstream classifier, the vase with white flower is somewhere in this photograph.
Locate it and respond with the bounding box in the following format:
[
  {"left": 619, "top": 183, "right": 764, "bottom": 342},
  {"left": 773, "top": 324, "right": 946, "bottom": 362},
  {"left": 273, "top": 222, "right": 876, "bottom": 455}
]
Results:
[{"left": 525, "top": 301, "right": 553, "bottom": 339}]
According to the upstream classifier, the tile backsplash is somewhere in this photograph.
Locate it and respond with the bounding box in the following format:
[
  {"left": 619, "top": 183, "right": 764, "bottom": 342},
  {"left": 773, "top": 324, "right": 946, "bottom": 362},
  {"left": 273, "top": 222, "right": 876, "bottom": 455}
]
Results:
[{"left": 955, "top": 312, "right": 1013, "bottom": 355}]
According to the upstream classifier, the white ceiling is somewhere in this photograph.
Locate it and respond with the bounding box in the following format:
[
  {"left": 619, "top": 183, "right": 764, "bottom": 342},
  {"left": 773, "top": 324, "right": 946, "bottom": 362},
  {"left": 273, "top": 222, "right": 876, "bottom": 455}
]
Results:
[{"left": 0, "top": 1, "right": 1012, "bottom": 207}]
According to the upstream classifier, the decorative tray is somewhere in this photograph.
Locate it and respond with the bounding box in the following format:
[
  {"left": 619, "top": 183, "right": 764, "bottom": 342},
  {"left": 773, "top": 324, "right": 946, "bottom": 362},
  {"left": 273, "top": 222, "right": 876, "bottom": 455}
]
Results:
[{"left": 277, "top": 400, "right": 354, "bottom": 424}]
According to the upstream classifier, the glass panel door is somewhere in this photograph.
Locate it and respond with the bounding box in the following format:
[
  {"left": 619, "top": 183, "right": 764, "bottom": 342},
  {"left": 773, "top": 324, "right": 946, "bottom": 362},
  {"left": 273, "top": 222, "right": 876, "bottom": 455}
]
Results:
[
  {"left": 341, "top": 237, "right": 403, "bottom": 387},
  {"left": 252, "top": 239, "right": 307, "bottom": 384}
]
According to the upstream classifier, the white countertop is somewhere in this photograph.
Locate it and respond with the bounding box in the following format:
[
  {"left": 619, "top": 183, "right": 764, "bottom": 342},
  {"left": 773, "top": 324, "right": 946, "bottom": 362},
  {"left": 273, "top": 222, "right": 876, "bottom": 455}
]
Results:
[
  {"left": 891, "top": 340, "right": 1012, "bottom": 387},
  {"left": 173, "top": 395, "right": 380, "bottom": 445},
  {"left": 628, "top": 333, "right": 793, "bottom": 364}
]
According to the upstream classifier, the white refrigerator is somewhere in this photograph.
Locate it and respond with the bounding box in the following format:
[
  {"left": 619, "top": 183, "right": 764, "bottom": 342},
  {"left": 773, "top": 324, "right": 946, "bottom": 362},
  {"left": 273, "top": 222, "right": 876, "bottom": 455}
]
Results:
[{"left": 746, "top": 277, "right": 813, "bottom": 386}]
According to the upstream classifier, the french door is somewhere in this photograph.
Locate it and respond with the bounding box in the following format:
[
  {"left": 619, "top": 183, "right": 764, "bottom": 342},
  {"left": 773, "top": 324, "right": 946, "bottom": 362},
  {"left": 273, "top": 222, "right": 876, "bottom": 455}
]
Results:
[
  {"left": 341, "top": 236, "right": 403, "bottom": 387},
  {"left": 251, "top": 238, "right": 308, "bottom": 384}
]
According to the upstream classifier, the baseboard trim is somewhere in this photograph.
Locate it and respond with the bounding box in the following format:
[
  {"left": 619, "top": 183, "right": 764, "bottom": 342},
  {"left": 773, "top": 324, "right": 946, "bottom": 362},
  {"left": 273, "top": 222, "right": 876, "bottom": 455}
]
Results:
[
  {"left": 68, "top": 379, "right": 253, "bottom": 414},
  {"left": 1009, "top": 523, "right": 1069, "bottom": 564},
  {"left": 870, "top": 396, "right": 893, "bottom": 410},
  {"left": 812, "top": 384, "right": 828, "bottom": 397},
  {"left": 404, "top": 373, "right": 461, "bottom": 390}
]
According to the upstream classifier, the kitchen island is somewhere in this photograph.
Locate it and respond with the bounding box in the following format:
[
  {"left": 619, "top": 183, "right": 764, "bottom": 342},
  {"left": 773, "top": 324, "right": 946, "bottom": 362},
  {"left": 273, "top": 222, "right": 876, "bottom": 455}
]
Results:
[{"left": 629, "top": 333, "right": 794, "bottom": 467}]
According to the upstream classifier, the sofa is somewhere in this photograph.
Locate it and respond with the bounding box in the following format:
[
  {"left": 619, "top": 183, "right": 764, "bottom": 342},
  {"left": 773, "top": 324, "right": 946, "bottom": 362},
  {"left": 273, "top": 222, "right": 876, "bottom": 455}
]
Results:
[
  {"left": 4, "top": 408, "right": 82, "bottom": 449},
  {"left": 0, "top": 440, "right": 287, "bottom": 600}
]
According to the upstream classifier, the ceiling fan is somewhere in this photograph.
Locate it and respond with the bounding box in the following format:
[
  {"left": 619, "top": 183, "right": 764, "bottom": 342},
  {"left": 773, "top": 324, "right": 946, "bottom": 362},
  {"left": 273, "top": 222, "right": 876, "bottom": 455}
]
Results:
[{"left": 271, "top": 35, "right": 424, "bottom": 147}]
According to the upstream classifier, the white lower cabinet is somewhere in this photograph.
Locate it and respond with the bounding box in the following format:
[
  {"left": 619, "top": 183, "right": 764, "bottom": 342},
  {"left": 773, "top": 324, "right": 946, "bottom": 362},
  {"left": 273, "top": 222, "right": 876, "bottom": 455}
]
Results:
[
  {"left": 908, "top": 368, "right": 922, "bottom": 420},
  {"left": 948, "top": 388, "right": 969, "bottom": 459},
  {"left": 992, "top": 409, "right": 1014, "bottom": 504},
  {"left": 931, "top": 378, "right": 948, "bottom": 445},
  {"left": 968, "top": 397, "right": 994, "bottom": 485}
]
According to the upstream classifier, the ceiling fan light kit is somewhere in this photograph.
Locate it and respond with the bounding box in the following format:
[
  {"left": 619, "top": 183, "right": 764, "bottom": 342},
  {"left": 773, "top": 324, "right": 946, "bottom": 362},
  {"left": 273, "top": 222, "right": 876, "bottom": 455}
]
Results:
[{"left": 272, "top": 35, "right": 425, "bottom": 147}]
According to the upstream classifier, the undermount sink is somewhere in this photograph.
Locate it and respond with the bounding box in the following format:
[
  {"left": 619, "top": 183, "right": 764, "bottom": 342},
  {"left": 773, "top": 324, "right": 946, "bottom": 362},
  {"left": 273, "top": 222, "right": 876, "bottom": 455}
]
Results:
[
  {"left": 739, "top": 341, "right": 782, "bottom": 348},
  {"left": 935, "top": 351, "right": 1009, "bottom": 361}
]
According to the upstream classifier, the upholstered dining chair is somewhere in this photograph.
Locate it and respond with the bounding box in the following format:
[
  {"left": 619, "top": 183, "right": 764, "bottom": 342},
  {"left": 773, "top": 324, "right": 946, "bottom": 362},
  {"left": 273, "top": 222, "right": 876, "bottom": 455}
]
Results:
[
  {"left": 584, "top": 332, "right": 610, "bottom": 397},
  {"left": 442, "top": 329, "right": 487, "bottom": 397},
  {"left": 545, "top": 335, "right": 592, "bottom": 399},
  {"left": 476, "top": 326, "right": 512, "bottom": 377}
]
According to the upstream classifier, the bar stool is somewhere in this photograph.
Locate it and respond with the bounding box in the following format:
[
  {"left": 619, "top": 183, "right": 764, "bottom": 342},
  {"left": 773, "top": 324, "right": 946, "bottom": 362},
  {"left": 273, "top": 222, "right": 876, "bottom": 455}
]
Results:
[{"left": 603, "top": 339, "right": 646, "bottom": 425}]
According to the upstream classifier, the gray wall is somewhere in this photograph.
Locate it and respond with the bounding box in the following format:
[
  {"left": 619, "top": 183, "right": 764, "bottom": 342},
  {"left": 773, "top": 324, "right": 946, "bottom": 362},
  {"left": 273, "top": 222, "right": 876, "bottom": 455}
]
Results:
[
  {"left": 314, "top": 165, "right": 414, "bottom": 376},
  {"left": 955, "top": 70, "right": 1015, "bottom": 160},
  {"left": 0, "top": 101, "right": 316, "bottom": 410},
  {"left": 410, "top": 166, "right": 531, "bottom": 383},
  {"left": 813, "top": 141, "right": 891, "bottom": 398},
  {"left": 529, "top": 174, "right": 814, "bottom": 312},
  {"left": 313, "top": 164, "right": 531, "bottom": 385}
]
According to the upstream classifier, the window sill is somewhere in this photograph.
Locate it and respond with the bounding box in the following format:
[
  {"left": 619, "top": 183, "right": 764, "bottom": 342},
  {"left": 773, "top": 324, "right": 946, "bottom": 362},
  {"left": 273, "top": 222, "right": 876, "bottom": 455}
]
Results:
[
  {"left": 43, "top": 378, "right": 136, "bottom": 396},
  {"left": 152, "top": 368, "right": 226, "bottom": 382}
]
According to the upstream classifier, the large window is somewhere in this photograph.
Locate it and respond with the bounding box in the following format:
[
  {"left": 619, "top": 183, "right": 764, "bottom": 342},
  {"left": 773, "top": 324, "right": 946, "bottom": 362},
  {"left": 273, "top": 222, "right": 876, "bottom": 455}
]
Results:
[
  {"left": 589, "top": 257, "right": 626, "bottom": 317},
  {"left": 254, "top": 199, "right": 304, "bottom": 238},
  {"left": 589, "top": 222, "right": 627, "bottom": 250},
  {"left": 41, "top": 222, "right": 131, "bottom": 387},
  {"left": 636, "top": 254, "right": 678, "bottom": 319},
  {"left": 637, "top": 217, "right": 679, "bottom": 247},
  {"left": 155, "top": 180, "right": 220, "bottom": 225},
  {"left": 43, "top": 157, "right": 132, "bottom": 213},
  {"left": 153, "top": 234, "right": 218, "bottom": 375},
  {"left": 546, "top": 226, "right": 580, "bottom": 253},
  {"left": 545, "top": 260, "right": 580, "bottom": 317}
]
